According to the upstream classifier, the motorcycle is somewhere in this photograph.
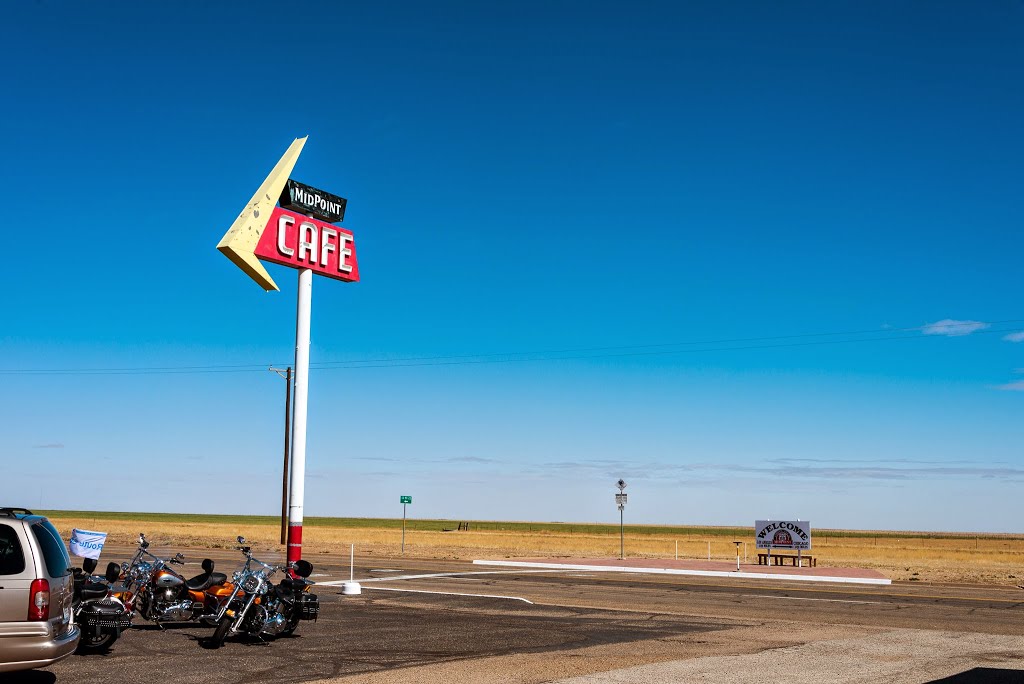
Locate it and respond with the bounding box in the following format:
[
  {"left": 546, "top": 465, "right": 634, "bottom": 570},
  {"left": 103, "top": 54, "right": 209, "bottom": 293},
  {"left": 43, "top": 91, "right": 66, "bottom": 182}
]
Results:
[
  {"left": 207, "top": 536, "right": 319, "bottom": 648},
  {"left": 120, "top": 533, "right": 230, "bottom": 624},
  {"left": 72, "top": 557, "right": 132, "bottom": 652}
]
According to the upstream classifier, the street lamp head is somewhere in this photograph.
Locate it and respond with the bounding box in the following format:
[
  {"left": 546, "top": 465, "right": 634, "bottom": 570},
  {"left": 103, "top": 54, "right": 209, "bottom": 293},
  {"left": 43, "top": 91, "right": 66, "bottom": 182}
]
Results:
[{"left": 617, "top": 479, "right": 626, "bottom": 491}]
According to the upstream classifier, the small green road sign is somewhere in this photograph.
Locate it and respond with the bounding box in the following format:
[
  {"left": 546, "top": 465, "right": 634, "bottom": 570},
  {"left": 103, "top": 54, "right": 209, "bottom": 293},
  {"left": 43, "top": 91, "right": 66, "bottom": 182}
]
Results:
[{"left": 400, "top": 495, "right": 412, "bottom": 504}]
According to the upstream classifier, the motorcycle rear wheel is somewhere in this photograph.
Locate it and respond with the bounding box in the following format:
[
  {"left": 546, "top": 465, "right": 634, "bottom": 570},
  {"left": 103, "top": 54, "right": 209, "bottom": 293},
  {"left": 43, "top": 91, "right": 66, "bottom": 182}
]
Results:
[
  {"left": 279, "top": 615, "right": 301, "bottom": 637},
  {"left": 77, "top": 630, "right": 118, "bottom": 653}
]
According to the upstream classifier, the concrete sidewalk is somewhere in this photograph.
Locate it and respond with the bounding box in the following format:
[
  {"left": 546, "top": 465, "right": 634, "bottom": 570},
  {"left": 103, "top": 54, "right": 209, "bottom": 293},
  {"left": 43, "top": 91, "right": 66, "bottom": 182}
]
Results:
[{"left": 473, "top": 557, "right": 892, "bottom": 585}]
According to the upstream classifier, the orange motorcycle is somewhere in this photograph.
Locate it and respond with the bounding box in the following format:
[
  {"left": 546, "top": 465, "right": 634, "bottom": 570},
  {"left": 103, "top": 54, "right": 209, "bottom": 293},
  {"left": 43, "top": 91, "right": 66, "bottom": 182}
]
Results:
[{"left": 118, "top": 533, "right": 233, "bottom": 624}]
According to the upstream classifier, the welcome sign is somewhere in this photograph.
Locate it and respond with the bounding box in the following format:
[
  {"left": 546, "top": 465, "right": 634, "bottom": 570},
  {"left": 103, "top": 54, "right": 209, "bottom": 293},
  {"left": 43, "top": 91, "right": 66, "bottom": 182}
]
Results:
[{"left": 755, "top": 520, "right": 811, "bottom": 550}]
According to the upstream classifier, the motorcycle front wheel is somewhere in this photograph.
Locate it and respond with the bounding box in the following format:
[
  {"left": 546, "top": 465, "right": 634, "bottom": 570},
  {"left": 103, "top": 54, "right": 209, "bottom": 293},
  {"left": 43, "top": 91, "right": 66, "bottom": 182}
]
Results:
[{"left": 209, "top": 617, "right": 232, "bottom": 649}]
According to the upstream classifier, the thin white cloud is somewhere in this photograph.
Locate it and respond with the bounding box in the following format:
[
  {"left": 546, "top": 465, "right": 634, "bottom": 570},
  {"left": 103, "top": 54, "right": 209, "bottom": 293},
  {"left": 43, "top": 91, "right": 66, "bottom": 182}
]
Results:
[
  {"left": 447, "top": 456, "right": 499, "bottom": 464},
  {"left": 1002, "top": 331, "right": 1024, "bottom": 343},
  {"left": 32, "top": 443, "right": 64, "bottom": 449},
  {"left": 533, "top": 458, "right": 1024, "bottom": 483},
  {"left": 995, "top": 380, "right": 1024, "bottom": 392},
  {"left": 922, "top": 319, "right": 989, "bottom": 337}
]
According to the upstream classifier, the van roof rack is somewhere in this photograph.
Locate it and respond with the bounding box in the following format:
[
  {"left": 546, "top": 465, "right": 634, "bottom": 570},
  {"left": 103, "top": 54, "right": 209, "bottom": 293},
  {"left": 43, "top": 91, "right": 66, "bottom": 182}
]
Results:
[{"left": 0, "top": 507, "right": 34, "bottom": 517}]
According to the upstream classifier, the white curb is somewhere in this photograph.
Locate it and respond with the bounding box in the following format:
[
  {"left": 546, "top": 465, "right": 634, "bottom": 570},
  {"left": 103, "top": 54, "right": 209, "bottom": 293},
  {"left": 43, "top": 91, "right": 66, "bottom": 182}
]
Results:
[{"left": 472, "top": 560, "right": 892, "bottom": 585}]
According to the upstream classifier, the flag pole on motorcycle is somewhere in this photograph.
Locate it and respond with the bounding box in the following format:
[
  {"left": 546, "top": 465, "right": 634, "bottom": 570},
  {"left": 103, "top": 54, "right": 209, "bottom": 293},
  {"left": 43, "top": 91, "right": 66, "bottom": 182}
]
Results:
[{"left": 217, "top": 137, "right": 360, "bottom": 570}]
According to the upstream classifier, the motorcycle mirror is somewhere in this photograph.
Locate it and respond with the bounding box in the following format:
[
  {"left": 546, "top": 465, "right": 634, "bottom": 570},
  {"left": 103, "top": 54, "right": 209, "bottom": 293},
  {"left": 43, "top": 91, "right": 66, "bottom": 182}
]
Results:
[
  {"left": 237, "top": 535, "right": 246, "bottom": 544},
  {"left": 293, "top": 560, "right": 313, "bottom": 578},
  {"left": 105, "top": 562, "right": 121, "bottom": 583},
  {"left": 202, "top": 558, "right": 215, "bottom": 573},
  {"left": 82, "top": 558, "right": 97, "bottom": 574},
  {"left": 175, "top": 552, "right": 185, "bottom": 562}
]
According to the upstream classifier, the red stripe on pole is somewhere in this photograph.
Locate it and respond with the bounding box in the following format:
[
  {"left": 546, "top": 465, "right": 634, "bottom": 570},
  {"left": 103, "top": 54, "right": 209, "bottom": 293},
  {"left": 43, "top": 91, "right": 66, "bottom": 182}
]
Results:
[{"left": 286, "top": 524, "right": 303, "bottom": 566}]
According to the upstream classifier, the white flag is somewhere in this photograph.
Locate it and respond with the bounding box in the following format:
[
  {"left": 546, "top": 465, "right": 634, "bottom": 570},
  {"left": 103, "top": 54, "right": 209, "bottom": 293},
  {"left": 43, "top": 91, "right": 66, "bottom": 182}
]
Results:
[{"left": 69, "top": 529, "right": 107, "bottom": 560}]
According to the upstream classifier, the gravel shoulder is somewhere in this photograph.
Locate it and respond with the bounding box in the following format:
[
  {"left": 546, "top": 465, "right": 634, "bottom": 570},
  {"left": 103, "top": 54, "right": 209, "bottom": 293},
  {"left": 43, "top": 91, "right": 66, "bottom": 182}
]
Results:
[{"left": 548, "top": 628, "right": 1024, "bottom": 684}]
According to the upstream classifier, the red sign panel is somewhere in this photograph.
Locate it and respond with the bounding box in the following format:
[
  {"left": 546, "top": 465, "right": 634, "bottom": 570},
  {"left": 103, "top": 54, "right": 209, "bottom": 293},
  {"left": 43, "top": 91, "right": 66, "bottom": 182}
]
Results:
[{"left": 254, "top": 207, "right": 359, "bottom": 283}]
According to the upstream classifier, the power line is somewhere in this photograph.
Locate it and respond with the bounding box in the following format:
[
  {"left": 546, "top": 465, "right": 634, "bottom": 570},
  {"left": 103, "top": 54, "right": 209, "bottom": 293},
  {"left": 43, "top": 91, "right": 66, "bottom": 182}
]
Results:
[
  {"left": 307, "top": 319, "right": 1024, "bottom": 368},
  {"left": 0, "top": 362, "right": 270, "bottom": 374},
  {"left": 2, "top": 319, "right": 1020, "bottom": 377},
  {"left": 306, "top": 326, "right": 1024, "bottom": 371}
]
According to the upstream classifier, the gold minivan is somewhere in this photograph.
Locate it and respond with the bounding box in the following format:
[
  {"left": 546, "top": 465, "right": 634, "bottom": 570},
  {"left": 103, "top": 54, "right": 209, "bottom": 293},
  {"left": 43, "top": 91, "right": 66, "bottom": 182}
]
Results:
[{"left": 0, "top": 508, "right": 80, "bottom": 673}]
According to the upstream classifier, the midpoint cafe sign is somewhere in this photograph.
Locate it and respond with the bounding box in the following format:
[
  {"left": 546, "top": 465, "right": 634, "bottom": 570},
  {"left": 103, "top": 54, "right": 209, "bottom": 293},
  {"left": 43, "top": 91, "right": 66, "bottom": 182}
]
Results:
[
  {"left": 216, "top": 136, "right": 359, "bottom": 291},
  {"left": 215, "top": 136, "right": 360, "bottom": 569},
  {"left": 754, "top": 520, "right": 812, "bottom": 550}
]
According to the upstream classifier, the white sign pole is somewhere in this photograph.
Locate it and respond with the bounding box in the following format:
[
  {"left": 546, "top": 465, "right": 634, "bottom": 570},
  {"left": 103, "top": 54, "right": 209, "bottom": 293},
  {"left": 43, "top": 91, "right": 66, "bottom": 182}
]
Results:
[
  {"left": 798, "top": 518, "right": 802, "bottom": 568},
  {"left": 287, "top": 267, "right": 313, "bottom": 568},
  {"left": 615, "top": 480, "right": 627, "bottom": 561}
]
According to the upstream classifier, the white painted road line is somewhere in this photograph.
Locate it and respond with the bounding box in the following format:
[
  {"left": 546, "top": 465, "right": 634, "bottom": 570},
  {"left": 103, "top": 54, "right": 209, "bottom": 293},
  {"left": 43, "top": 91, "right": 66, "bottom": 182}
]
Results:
[
  {"left": 321, "top": 569, "right": 568, "bottom": 585},
  {"left": 741, "top": 594, "right": 889, "bottom": 605},
  {"left": 359, "top": 586, "right": 534, "bottom": 604},
  {"left": 473, "top": 560, "right": 893, "bottom": 585}
]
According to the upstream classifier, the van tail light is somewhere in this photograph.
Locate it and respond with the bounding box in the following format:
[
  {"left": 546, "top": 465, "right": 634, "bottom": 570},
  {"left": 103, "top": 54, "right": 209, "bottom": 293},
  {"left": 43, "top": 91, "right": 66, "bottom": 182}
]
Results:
[{"left": 28, "top": 579, "right": 50, "bottom": 621}]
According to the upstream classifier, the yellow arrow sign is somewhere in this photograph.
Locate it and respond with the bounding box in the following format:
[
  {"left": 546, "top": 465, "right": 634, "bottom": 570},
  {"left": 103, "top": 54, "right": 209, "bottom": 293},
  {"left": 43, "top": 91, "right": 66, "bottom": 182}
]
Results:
[{"left": 217, "top": 137, "right": 308, "bottom": 291}]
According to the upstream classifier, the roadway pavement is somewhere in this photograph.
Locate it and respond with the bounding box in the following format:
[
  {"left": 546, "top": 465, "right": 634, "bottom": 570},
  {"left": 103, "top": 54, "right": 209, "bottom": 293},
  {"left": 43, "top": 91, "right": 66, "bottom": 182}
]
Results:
[{"left": 10, "top": 547, "right": 1024, "bottom": 683}]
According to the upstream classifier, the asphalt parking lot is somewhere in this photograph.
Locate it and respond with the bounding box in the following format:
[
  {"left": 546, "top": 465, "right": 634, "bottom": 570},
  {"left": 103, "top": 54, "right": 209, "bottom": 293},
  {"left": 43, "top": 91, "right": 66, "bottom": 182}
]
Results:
[
  {"left": 9, "top": 551, "right": 1024, "bottom": 683},
  {"left": 11, "top": 583, "right": 736, "bottom": 684}
]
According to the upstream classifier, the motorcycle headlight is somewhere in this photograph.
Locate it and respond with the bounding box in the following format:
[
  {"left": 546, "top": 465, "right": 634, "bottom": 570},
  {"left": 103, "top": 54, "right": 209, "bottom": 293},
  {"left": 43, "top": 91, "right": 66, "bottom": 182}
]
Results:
[
  {"left": 242, "top": 575, "right": 261, "bottom": 593},
  {"left": 130, "top": 562, "right": 152, "bottom": 582}
]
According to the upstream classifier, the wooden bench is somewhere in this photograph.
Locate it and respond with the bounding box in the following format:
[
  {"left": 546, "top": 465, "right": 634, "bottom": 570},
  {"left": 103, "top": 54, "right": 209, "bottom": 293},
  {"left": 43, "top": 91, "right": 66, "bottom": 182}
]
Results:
[{"left": 757, "top": 553, "right": 816, "bottom": 568}]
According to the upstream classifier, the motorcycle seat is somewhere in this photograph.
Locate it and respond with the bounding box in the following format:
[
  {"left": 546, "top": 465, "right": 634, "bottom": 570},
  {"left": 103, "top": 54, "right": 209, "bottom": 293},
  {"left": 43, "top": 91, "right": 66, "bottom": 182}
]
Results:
[
  {"left": 280, "top": 576, "right": 309, "bottom": 590},
  {"left": 185, "top": 572, "right": 227, "bottom": 592},
  {"left": 80, "top": 582, "right": 109, "bottom": 600}
]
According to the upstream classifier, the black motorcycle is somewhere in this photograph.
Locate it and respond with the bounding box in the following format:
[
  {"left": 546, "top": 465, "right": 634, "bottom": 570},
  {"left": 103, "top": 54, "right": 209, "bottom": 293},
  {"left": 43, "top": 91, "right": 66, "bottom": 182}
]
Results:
[
  {"left": 208, "top": 537, "right": 319, "bottom": 648},
  {"left": 72, "top": 557, "right": 133, "bottom": 652}
]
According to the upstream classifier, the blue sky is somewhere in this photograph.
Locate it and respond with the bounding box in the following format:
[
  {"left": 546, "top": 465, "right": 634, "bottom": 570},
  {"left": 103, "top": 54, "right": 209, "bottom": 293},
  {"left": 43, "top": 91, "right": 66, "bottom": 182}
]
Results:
[{"left": 2, "top": 2, "right": 1022, "bottom": 532}]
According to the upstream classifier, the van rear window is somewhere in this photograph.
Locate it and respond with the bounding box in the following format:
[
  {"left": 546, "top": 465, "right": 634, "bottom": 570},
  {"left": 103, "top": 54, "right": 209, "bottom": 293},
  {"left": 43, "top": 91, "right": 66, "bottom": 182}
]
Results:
[
  {"left": 30, "top": 521, "right": 71, "bottom": 578},
  {"left": 0, "top": 523, "right": 26, "bottom": 575}
]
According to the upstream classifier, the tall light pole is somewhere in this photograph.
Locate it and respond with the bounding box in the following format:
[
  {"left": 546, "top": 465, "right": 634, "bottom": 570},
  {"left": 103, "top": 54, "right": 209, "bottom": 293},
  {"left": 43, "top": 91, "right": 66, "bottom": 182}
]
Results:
[
  {"left": 287, "top": 268, "right": 313, "bottom": 568},
  {"left": 269, "top": 366, "right": 293, "bottom": 545},
  {"left": 615, "top": 479, "right": 627, "bottom": 560}
]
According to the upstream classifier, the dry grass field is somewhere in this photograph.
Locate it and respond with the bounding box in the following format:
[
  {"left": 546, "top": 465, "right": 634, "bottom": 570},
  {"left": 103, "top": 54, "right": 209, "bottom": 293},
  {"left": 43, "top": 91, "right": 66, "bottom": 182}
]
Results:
[{"left": 44, "top": 511, "right": 1024, "bottom": 585}]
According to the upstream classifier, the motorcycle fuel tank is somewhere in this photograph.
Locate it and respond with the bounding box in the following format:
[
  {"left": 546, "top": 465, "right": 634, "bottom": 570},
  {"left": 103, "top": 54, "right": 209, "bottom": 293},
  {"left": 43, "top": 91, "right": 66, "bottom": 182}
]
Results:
[
  {"left": 208, "top": 584, "right": 237, "bottom": 598},
  {"left": 154, "top": 570, "right": 184, "bottom": 587}
]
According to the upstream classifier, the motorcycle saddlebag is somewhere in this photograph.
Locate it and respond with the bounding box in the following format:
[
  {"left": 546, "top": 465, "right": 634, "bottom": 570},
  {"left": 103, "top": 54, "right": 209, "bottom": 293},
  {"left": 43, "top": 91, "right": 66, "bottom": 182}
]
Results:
[
  {"left": 80, "top": 600, "right": 133, "bottom": 633},
  {"left": 296, "top": 592, "right": 319, "bottom": 620}
]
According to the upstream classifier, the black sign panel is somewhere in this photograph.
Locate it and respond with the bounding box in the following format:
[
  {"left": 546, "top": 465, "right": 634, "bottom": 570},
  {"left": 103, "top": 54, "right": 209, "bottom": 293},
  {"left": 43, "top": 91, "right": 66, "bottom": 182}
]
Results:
[{"left": 279, "top": 179, "right": 347, "bottom": 223}]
